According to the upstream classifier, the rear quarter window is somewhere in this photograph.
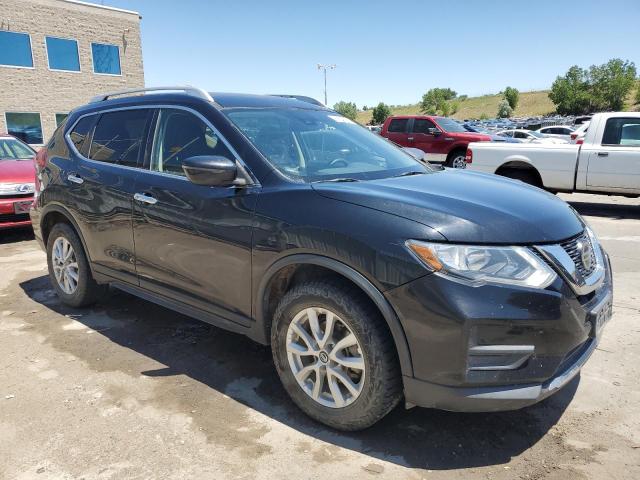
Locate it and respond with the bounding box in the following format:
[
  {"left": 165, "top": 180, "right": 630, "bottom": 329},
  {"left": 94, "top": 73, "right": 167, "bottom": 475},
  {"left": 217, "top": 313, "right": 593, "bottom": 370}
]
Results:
[
  {"left": 387, "top": 118, "right": 408, "bottom": 133},
  {"left": 68, "top": 115, "right": 97, "bottom": 155}
]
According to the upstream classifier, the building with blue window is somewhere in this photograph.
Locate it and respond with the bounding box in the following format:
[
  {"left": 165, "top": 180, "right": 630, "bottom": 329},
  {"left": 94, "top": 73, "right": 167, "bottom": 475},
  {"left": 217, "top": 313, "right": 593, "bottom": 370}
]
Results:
[{"left": 0, "top": 0, "right": 144, "bottom": 145}]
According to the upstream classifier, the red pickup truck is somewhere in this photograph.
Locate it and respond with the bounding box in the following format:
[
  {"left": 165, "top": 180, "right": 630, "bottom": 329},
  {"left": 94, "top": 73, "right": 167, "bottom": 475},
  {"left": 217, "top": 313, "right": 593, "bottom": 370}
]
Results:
[{"left": 380, "top": 115, "right": 492, "bottom": 168}]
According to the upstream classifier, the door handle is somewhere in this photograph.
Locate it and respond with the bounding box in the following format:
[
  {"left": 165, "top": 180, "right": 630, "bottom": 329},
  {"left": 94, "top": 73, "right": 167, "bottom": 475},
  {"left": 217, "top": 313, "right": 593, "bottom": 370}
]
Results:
[
  {"left": 597, "top": 152, "right": 609, "bottom": 157},
  {"left": 134, "top": 193, "right": 158, "bottom": 205},
  {"left": 407, "top": 137, "right": 414, "bottom": 141},
  {"left": 67, "top": 173, "right": 84, "bottom": 184}
]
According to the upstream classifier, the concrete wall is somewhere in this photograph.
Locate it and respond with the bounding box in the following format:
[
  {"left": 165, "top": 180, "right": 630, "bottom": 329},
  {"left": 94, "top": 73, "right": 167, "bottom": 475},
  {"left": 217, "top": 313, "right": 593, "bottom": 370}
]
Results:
[{"left": 0, "top": 0, "right": 144, "bottom": 144}]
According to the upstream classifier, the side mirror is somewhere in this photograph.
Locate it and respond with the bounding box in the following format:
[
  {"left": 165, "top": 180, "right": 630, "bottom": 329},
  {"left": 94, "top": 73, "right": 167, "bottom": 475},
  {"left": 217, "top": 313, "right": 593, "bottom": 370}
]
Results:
[
  {"left": 428, "top": 128, "right": 442, "bottom": 136},
  {"left": 182, "top": 155, "right": 238, "bottom": 186}
]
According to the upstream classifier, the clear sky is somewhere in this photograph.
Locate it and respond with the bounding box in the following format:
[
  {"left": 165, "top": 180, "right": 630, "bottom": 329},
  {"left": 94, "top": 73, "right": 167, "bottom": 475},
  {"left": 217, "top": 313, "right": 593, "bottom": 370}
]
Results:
[{"left": 102, "top": 0, "right": 640, "bottom": 108}]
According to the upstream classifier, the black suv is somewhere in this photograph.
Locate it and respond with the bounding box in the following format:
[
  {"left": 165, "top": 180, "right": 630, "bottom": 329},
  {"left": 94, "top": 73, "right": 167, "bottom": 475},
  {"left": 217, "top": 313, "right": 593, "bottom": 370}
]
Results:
[{"left": 31, "top": 87, "right": 613, "bottom": 430}]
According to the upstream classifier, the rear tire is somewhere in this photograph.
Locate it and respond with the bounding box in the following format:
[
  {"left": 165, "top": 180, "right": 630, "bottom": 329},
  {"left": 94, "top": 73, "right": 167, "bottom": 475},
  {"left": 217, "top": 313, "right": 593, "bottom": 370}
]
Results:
[
  {"left": 46, "top": 223, "right": 107, "bottom": 308},
  {"left": 271, "top": 279, "right": 402, "bottom": 431},
  {"left": 498, "top": 168, "right": 542, "bottom": 187}
]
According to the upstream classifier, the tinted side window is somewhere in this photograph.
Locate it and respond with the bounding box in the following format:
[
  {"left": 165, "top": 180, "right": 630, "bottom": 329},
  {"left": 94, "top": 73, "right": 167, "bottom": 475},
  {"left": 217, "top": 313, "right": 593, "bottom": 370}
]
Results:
[
  {"left": 150, "top": 109, "right": 234, "bottom": 177},
  {"left": 69, "top": 115, "right": 96, "bottom": 154},
  {"left": 387, "top": 119, "right": 408, "bottom": 133},
  {"left": 602, "top": 118, "right": 640, "bottom": 146},
  {"left": 412, "top": 119, "right": 437, "bottom": 134},
  {"left": 89, "top": 109, "right": 151, "bottom": 166}
]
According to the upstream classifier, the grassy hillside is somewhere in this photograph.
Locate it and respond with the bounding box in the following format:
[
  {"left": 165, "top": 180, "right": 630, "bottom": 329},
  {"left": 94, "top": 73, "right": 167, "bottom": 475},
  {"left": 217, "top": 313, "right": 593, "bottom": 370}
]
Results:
[
  {"left": 357, "top": 87, "right": 640, "bottom": 125},
  {"left": 356, "top": 90, "right": 555, "bottom": 125}
]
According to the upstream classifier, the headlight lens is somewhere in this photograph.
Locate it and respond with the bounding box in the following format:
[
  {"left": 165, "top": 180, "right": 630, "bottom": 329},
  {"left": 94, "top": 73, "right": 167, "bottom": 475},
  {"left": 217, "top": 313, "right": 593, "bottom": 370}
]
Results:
[
  {"left": 0, "top": 182, "right": 36, "bottom": 195},
  {"left": 406, "top": 240, "right": 557, "bottom": 289}
]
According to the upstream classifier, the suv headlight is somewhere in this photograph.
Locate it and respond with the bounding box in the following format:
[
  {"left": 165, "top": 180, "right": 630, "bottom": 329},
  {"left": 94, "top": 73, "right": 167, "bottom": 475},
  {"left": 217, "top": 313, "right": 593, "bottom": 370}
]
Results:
[{"left": 406, "top": 240, "right": 557, "bottom": 289}]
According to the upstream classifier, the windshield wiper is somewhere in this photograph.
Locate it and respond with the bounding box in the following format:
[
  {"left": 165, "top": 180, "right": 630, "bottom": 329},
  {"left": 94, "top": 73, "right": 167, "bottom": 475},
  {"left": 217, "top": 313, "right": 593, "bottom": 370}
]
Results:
[
  {"left": 315, "top": 177, "right": 360, "bottom": 183},
  {"left": 394, "top": 171, "right": 426, "bottom": 177}
]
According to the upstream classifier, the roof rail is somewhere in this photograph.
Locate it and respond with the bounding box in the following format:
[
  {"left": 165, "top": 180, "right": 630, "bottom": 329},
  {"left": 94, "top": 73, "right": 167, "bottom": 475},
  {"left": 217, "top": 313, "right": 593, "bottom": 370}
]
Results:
[
  {"left": 269, "top": 94, "right": 325, "bottom": 107},
  {"left": 89, "top": 86, "right": 214, "bottom": 103}
]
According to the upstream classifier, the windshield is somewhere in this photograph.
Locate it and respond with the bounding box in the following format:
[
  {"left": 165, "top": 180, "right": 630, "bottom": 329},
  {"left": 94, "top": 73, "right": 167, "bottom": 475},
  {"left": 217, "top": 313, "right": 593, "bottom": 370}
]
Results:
[
  {"left": 0, "top": 138, "right": 35, "bottom": 159},
  {"left": 434, "top": 117, "right": 467, "bottom": 133},
  {"left": 224, "top": 108, "right": 430, "bottom": 182}
]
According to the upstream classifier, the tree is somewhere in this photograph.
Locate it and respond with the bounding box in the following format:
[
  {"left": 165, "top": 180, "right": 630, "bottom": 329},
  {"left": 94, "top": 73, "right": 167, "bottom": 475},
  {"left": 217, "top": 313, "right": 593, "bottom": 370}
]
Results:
[
  {"left": 504, "top": 86, "right": 519, "bottom": 110},
  {"left": 333, "top": 101, "right": 358, "bottom": 120},
  {"left": 636, "top": 81, "right": 640, "bottom": 105},
  {"left": 362, "top": 105, "right": 368, "bottom": 111},
  {"left": 589, "top": 58, "right": 636, "bottom": 111},
  {"left": 420, "top": 88, "right": 457, "bottom": 115},
  {"left": 479, "top": 112, "right": 489, "bottom": 120},
  {"left": 497, "top": 99, "right": 513, "bottom": 118},
  {"left": 549, "top": 59, "right": 637, "bottom": 114},
  {"left": 371, "top": 102, "right": 391, "bottom": 124},
  {"left": 548, "top": 65, "right": 593, "bottom": 115}
]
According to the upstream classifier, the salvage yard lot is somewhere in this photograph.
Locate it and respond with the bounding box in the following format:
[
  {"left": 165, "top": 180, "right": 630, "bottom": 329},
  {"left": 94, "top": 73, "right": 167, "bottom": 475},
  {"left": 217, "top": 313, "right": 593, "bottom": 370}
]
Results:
[{"left": 1, "top": 193, "right": 639, "bottom": 480}]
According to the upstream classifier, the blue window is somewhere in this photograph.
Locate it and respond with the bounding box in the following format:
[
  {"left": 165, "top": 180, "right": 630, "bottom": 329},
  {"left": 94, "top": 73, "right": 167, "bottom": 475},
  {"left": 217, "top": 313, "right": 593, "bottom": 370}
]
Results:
[
  {"left": 0, "top": 31, "right": 33, "bottom": 68},
  {"left": 46, "top": 37, "right": 80, "bottom": 71},
  {"left": 5, "top": 112, "right": 43, "bottom": 145},
  {"left": 91, "top": 43, "right": 121, "bottom": 75}
]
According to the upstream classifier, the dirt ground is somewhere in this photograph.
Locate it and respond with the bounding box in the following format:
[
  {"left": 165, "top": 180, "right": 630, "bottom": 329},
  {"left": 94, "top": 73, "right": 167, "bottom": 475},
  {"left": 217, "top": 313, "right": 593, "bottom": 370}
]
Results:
[{"left": 0, "top": 193, "right": 639, "bottom": 480}]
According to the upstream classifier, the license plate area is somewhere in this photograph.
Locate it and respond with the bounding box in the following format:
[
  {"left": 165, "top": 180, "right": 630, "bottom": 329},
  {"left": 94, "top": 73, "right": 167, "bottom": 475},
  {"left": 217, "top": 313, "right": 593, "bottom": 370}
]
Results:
[
  {"left": 588, "top": 294, "right": 612, "bottom": 338},
  {"left": 13, "top": 200, "right": 33, "bottom": 214}
]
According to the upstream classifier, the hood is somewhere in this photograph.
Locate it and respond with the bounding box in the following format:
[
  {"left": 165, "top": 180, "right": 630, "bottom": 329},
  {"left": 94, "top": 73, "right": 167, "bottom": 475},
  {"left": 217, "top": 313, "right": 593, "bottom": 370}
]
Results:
[
  {"left": 312, "top": 169, "right": 583, "bottom": 244},
  {"left": 448, "top": 132, "right": 492, "bottom": 142},
  {"left": 0, "top": 158, "right": 36, "bottom": 184}
]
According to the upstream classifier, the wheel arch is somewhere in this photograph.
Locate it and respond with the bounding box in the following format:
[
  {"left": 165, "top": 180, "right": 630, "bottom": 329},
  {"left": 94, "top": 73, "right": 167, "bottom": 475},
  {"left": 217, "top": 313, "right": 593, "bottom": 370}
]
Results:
[
  {"left": 255, "top": 254, "right": 414, "bottom": 377},
  {"left": 495, "top": 160, "right": 543, "bottom": 186},
  {"left": 40, "top": 204, "right": 94, "bottom": 267}
]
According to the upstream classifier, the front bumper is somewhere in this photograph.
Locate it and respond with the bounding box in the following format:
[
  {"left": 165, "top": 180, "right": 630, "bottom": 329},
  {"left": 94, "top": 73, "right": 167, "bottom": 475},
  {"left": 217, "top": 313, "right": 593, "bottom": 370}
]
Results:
[
  {"left": 0, "top": 196, "right": 33, "bottom": 230},
  {"left": 387, "top": 248, "right": 613, "bottom": 412}
]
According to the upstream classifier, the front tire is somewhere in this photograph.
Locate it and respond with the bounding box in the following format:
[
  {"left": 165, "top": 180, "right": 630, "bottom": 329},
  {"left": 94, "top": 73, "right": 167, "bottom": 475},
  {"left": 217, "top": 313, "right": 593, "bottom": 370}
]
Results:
[
  {"left": 446, "top": 149, "right": 467, "bottom": 169},
  {"left": 271, "top": 279, "right": 402, "bottom": 431},
  {"left": 46, "top": 223, "right": 106, "bottom": 308}
]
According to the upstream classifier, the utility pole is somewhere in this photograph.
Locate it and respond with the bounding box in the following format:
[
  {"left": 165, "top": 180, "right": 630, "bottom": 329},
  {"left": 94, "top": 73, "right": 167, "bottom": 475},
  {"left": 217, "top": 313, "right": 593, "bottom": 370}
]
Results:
[{"left": 317, "top": 64, "right": 336, "bottom": 106}]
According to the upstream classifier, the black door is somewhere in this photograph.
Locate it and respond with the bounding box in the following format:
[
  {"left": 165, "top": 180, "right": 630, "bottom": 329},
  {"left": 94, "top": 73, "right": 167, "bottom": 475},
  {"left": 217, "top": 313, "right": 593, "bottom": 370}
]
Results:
[
  {"left": 132, "top": 107, "right": 259, "bottom": 325},
  {"left": 67, "top": 108, "right": 154, "bottom": 284}
]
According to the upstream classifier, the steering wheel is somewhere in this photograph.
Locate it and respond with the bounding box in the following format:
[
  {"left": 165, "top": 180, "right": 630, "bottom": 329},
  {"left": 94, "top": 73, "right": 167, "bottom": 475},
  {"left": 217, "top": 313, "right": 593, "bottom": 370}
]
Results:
[{"left": 329, "top": 158, "right": 348, "bottom": 168}]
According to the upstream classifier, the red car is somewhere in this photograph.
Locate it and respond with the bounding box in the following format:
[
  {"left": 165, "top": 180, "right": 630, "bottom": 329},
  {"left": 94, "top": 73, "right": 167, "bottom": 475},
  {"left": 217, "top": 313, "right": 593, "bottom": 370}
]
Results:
[
  {"left": 0, "top": 134, "right": 37, "bottom": 230},
  {"left": 380, "top": 115, "right": 492, "bottom": 168}
]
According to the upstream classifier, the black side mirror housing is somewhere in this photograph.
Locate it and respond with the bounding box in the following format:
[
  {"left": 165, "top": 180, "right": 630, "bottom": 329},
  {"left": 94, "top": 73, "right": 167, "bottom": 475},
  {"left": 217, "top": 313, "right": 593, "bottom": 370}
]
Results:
[{"left": 182, "top": 155, "right": 238, "bottom": 186}]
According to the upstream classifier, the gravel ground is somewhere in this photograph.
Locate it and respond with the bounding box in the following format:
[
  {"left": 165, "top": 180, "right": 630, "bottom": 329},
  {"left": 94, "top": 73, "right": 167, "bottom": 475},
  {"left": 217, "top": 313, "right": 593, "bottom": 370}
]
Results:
[{"left": 0, "top": 193, "right": 639, "bottom": 480}]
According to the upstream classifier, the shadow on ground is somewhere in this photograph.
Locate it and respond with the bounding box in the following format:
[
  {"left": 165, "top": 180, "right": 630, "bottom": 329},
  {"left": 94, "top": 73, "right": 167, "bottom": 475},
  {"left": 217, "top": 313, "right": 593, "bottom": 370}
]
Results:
[
  {"left": 20, "top": 274, "right": 576, "bottom": 471},
  {"left": 0, "top": 227, "right": 34, "bottom": 245},
  {"left": 568, "top": 199, "right": 640, "bottom": 220}
]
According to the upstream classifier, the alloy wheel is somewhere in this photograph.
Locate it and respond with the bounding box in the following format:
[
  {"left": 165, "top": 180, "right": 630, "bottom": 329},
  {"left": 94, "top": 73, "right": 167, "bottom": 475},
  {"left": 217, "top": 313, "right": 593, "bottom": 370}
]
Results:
[
  {"left": 451, "top": 155, "right": 467, "bottom": 169},
  {"left": 52, "top": 237, "right": 79, "bottom": 295},
  {"left": 286, "top": 307, "right": 365, "bottom": 408}
]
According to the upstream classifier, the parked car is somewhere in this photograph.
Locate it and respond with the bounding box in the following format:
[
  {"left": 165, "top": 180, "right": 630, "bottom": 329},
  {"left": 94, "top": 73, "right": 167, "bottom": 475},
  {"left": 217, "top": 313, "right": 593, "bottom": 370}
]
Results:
[
  {"left": 32, "top": 86, "right": 612, "bottom": 430},
  {"left": 573, "top": 115, "right": 592, "bottom": 126},
  {"left": 536, "top": 125, "right": 575, "bottom": 141},
  {"left": 467, "top": 112, "right": 640, "bottom": 196},
  {"left": 497, "top": 129, "right": 568, "bottom": 144},
  {"left": 463, "top": 124, "right": 522, "bottom": 143},
  {"left": 366, "top": 125, "right": 381, "bottom": 134},
  {"left": 380, "top": 115, "right": 492, "bottom": 168},
  {"left": 0, "top": 134, "right": 37, "bottom": 230},
  {"left": 570, "top": 122, "right": 590, "bottom": 144}
]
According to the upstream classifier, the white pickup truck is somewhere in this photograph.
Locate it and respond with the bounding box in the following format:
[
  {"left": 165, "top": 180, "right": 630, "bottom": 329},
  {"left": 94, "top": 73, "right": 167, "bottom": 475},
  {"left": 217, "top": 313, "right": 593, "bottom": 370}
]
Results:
[{"left": 466, "top": 112, "right": 640, "bottom": 196}]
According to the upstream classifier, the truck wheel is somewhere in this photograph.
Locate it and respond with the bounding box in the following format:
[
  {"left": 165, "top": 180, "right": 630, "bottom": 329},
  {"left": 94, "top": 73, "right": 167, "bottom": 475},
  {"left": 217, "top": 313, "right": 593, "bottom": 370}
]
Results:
[
  {"left": 46, "top": 223, "right": 107, "bottom": 308},
  {"left": 446, "top": 150, "right": 467, "bottom": 169},
  {"left": 271, "top": 279, "right": 402, "bottom": 431},
  {"left": 500, "top": 169, "right": 541, "bottom": 188}
]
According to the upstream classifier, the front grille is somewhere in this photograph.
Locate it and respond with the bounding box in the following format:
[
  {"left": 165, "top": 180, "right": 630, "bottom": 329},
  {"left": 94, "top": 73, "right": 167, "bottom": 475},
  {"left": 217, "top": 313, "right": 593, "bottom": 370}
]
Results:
[
  {"left": 560, "top": 231, "right": 597, "bottom": 278},
  {"left": 0, "top": 213, "right": 30, "bottom": 223}
]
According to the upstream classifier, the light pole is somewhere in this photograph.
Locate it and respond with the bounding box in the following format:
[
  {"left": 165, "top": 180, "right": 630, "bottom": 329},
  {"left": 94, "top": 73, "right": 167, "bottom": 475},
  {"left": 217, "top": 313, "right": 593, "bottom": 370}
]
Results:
[{"left": 317, "top": 63, "right": 336, "bottom": 106}]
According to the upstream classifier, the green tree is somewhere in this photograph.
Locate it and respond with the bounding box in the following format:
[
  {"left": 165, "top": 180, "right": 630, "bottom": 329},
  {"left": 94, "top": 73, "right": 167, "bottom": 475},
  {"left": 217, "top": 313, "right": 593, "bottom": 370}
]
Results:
[
  {"left": 636, "top": 81, "right": 640, "bottom": 105},
  {"left": 480, "top": 112, "right": 489, "bottom": 120},
  {"left": 420, "top": 88, "right": 457, "bottom": 115},
  {"left": 333, "top": 101, "right": 358, "bottom": 120},
  {"left": 497, "top": 99, "right": 513, "bottom": 118},
  {"left": 589, "top": 58, "right": 637, "bottom": 111},
  {"left": 362, "top": 105, "right": 368, "bottom": 111},
  {"left": 371, "top": 102, "right": 392, "bottom": 125},
  {"left": 450, "top": 101, "right": 460, "bottom": 115},
  {"left": 549, "top": 66, "right": 593, "bottom": 115},
  {"left": 504, "top": 86, "right": 519, "bottom": 110}
]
